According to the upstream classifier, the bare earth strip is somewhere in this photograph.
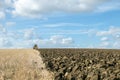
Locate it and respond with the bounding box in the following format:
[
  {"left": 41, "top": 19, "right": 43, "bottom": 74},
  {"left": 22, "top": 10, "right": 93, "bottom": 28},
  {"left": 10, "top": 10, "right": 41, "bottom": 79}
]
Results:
[{"left": 0, "top": 49, "right": 54, "bottom": 80}]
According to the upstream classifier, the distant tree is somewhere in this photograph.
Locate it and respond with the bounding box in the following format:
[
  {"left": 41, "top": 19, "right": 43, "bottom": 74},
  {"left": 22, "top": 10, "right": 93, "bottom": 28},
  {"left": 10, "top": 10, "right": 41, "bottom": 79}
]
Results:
[{"left": 33, "top": 44, "right": 38, "bottom": 50}]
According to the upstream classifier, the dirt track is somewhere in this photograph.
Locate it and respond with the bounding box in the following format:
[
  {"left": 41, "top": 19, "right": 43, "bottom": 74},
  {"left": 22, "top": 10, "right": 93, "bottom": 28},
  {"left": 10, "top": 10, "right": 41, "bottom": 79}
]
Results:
[{"left": 0, "top": 49, "right": 54, "bottom": 80}]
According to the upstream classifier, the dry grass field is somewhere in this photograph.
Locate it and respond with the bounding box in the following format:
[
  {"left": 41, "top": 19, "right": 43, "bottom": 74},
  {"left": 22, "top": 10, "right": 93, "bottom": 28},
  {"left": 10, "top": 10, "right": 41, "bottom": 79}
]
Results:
[{"left": 0, "top": 49, "right": 54, "bottom": 80}]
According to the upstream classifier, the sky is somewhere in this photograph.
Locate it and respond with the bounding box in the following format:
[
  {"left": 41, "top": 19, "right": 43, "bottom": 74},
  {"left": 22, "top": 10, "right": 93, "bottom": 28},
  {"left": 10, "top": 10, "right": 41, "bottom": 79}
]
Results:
[{"left": 0, "top": 0, "right": 120, "bottom": 48}]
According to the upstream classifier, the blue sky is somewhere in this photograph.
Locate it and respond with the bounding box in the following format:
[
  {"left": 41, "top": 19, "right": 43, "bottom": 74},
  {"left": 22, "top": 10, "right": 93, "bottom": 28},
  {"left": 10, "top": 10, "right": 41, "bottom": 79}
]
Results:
[{"left": 0, "top": 0, "right": 120, "bottom": 48}]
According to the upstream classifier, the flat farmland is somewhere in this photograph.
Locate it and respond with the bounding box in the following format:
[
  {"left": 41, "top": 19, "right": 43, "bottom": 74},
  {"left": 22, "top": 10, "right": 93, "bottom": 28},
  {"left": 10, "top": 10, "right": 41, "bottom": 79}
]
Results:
[
  {"left": 39, "top": 49, "right": 120, "bottom": 80},
  {"left": 0, "top": 49, "right": 54, "bottom": 80}
]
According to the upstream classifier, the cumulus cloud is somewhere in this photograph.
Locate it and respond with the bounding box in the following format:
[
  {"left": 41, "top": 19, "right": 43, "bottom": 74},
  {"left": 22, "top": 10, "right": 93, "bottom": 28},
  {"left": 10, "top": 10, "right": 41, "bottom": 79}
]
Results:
[
  {"left": 0, "top": 37, "right": 13, "bottom": 48},
  {"left": 101, "top": 37, "right": 109, "bottom": 41},
  {"left": 23, "top": 28, "right": 35, "bottom": 40},
  {"left": 43, "top": 23, "right": 84, "bottom": 28},
  {"left": 0, "top": 24, "right": 15, "bottom": 48},
  {"left": 0, "top": 24, "right": 7, "bottom": 33},
  {"left": 6, "top": 22, "right": 16, "bottom": 27},
  {"left": 50, "top": 35, "right": 74, "bottom": 45},
  {"left": 96, "top": 27, "right": 120, "bottom": 36},
  {"left": 115, "top": 34, "right": 120, "bottom": 40},
  {"left": 0, "top": 12, "right": 5, "bottom": 19},
  {"left": 96, "top": 0, "right": 120, "bottom": 12},
  {"left": 113, "top": 41, "right": 120, "bottom": 48},
  {"left": 100, "top": 41, "right": 110, "bottom": 48},
  {"left": 0, "top": 24, "right": 120, "bottom": 48},
  {"left": 35, "top": 35, "right": 74, "bottom": 48},
  {"left": 96, "top": 26, "right": 120, "bottom": 48},
  {"left": 62, "top": 37, "right": 73, "bottom": 45},
  {"left": 0, "top": 25, "right": 75, "bottom": 48},
  {"left": 13, "top": 35, "right": 74, "bottom": 48},
  {"left": 0, "top": 0, "right": 13, "bottom": 19},
  {"left": 0, "top": 0, "right": 119, "bottom": 18},
  {"left": 12, "top": 0, "right": 118, "bottom": 18}
]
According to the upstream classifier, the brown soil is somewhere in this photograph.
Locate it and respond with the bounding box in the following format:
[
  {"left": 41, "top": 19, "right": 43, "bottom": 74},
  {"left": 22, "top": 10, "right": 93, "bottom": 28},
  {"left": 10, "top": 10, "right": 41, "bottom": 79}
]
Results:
[{"left": 39, "top": 49, "right": 120, "bottom": 80}]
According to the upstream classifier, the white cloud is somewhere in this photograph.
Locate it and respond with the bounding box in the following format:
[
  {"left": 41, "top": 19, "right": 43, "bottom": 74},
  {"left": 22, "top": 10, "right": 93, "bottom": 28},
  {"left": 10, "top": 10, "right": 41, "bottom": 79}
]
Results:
[
  {"left": 0, "top": 11, "right": 5, "bottom": 19},
  {"left": 62, "top": 37, "right": 73, "bottom": 45},
  {"left": 0, "top": 0, "right": 119, "bottom": 19},
  {"left": 101, "top": 37, "right": 109, "bottom": 41},
  {"left": 32, "top": 35, "right": 74, "bottom": 48},
  {"left": 4, "top": 0, "right": 13, "bottom": 7},
  {"left": 115, "top": 34, "right": 120, "bottom": 39},
  {"left": 96, "top": 0, "right": 120, "bottom": 12},
  {"left": 0, "top": 24, "right": 7, "bottom": 33},
  {"left": 0, "top": 37, "right": 13, "bottom": 48},
  {"left": 6, "top": 22, "right": 16, "bottom": 27},
  {"left": 96, "top": 26, "right": 120, "bottom": 36},
  {"left": 12, "top": 35, "right": 74, "bottom": 48},
  {"left": 50, "top": 35, "right": 64, "bottom": 44},
  {"left": 113, "top": 41, "right": 120, "bottom": 48},
  {"left": 100, "top": 41, "right": 110, "bottom": 48},
  {"left": 12, "top": 0, "right": 117, "bottom": 18},
  {"left": 0, "top": 0, "right": 13, "bottom": 19},
  {"left": 0, "top": 0, "right": 119, "bottom": 18},
  {"left": 43, "top": 23, "right": 84, "bottom": 27},
  {"left": 1, "top": 23, "right": 120, "bottom": 49},
  {"left": 43, "top": 22, "right": 103, "bottom": 28},
  {"left": 0, "top": 24, "right": 75, "bottom": 48},
  {"left": 23, "top": 28, "right": 35, "bottom": 40},
  {"left": 95, "top": 26, "right": 120, "bottom": 49},
  {"left": 0, "top": 24, "right": 15, "bottom": 48},
  {"left": 49, "top": 35, "right": 74, "bottom": 45},
  {"left": 38, "top": 29, "right": 98, "bottom": 35}
]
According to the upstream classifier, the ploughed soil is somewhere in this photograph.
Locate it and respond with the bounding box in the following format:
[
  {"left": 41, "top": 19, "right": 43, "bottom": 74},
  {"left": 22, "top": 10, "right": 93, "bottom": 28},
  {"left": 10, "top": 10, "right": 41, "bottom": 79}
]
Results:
[{"left": 38, "top": 48, "right": 120, "bottom": 80}]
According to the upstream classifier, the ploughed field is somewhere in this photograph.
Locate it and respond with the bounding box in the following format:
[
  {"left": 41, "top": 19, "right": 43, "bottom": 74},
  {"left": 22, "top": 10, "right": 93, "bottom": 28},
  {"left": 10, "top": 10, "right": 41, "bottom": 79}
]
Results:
[{"left": 39, "top": 49, "right": 120, "bottom": 80}]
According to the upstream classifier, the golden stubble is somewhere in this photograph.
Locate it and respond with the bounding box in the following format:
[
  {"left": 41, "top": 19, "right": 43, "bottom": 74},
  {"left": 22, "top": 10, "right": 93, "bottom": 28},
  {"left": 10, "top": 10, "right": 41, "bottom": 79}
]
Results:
[{"left": 0, "top": 49, "right": 54, "bottom": 80}]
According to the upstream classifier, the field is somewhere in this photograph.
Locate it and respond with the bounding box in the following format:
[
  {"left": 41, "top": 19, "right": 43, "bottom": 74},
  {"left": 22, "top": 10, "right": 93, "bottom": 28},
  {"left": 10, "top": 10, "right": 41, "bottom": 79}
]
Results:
[
  {"left": 39, "top": 49, "right": 120, "bottom": 80},
  {"left": 0, "top": 48, "right": 120, "bottom": 80},
  {"left": 0, "top": 49, "right": 54, "bottom": 80}
]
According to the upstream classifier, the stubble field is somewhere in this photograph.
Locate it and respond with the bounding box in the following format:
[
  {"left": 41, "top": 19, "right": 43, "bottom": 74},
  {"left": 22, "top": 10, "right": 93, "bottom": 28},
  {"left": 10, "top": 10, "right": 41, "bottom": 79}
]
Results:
[{"left": 0, "top": 49, "right": 54, "bottom": 80}]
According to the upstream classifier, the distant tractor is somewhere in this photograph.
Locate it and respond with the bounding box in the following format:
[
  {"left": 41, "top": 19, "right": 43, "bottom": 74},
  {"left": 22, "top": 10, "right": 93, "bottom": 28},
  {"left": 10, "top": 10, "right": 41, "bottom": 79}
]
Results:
[{"left": 33, "top": 44, "right": 38, "bottom": 50}]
